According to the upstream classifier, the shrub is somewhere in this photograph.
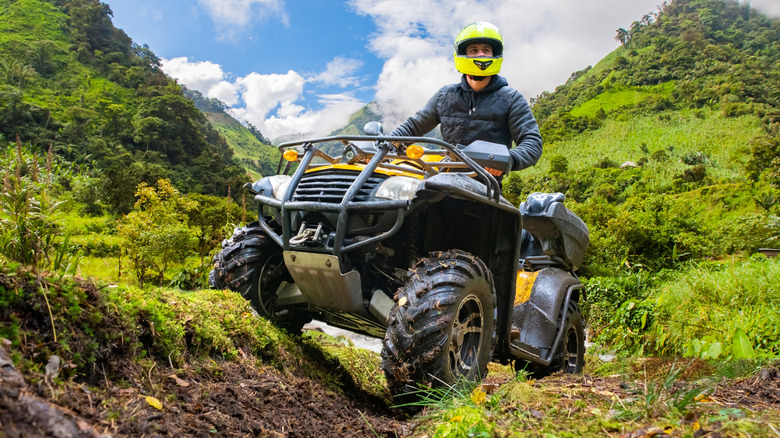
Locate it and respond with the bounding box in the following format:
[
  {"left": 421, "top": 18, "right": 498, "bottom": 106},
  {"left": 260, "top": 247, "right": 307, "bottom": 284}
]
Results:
[
  {"left": 710, "top": 212, "right": 779, "bottom": 254},
  {"left": 593, "top": 157, "right": 618, "bottom": 169},
  {"left": 651, "top": 149, "right": 669, "bottom": 162},
  {"left": 675, "top": 164, "right": 708, "bottom": 184},
  {"left": 679, "top": 151, "right": 710, "bottom": 165},
  {"left": 583, "top": 273, "right": 662, "bottom": 355},
  {"left": 549, "top": 154, "right": 569, "bottom": 174},
  {"left": 117, "top": 179, "right": 197, "bottom": 287},
  {"left": 73, "top": 177, "right": 105, "bottom": 216},
  {"left": 745, "top": 135, "right": 779, "bottom": 181}
]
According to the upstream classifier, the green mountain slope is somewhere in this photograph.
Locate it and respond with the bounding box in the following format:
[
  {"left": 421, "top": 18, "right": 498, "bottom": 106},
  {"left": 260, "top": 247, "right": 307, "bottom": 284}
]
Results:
[
  {"left": 500, "top": 0, "right": 780, "bottom": 276},
  {"left": 328, "top": 104, "right": 382, "bottom": 136},
  {"left": 184, "top": 88, "right": 280, "bottom": 180},
  {"left": 0, "top": 0, "right": 248, "bottom": 214}
]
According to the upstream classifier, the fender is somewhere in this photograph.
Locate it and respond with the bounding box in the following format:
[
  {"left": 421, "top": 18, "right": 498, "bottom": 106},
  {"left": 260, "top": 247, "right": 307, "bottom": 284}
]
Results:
[{"left": 509, "top": 267, "right": 581, "bottom": 363}]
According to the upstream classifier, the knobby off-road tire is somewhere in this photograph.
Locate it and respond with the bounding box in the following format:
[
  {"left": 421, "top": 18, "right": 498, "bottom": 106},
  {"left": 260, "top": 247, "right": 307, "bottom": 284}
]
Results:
[
  {"left": 518, "top": 300, "right": 585, "bottom": 378},
  {"left": 381, "top": 250, "right": 496, "bottom": 397},
  {"left": 209, "top": 222, "right": 309, "bottom": 333}
]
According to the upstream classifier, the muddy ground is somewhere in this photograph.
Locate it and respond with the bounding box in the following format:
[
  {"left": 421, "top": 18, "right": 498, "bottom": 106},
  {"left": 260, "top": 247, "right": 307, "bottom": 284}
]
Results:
[
  {"left": 2, "top": 340, "right": 779, "bottom": 437},
  {"left": 0, "top": 343, "right": 404, "bottom": 437}
]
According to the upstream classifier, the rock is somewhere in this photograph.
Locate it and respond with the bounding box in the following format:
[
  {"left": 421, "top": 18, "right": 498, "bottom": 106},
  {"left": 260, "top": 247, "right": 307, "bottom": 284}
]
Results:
[
  {"left": 46, "top": 355, "right": 62, "bottom": 380},
  {"left": 620, "top": 161, "right": 638, "bottom": 169},
  {"left": 757, "top": 367, "right": 778, "bottom": 383},
  {"left": 0, "top": 347, "right": 107, "bottom": 437},
  {"left": 0, "top": 346, "right": 26, "bottom": 389}
]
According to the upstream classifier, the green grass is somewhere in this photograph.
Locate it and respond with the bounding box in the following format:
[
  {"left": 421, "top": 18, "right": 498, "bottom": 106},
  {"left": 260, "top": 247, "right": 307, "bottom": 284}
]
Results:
[
  {"left": 78, "top": 255, "right": 123, "bottom": 282},
  {"left": 570, "top": 83, "right": 675, "bottom": 119},
  {"left": 585, "top": 255, "right": 780, "bottom": 359},
  {"left": 302, "top": 330, "right": 390, "bottom": 402},
  {"left": 0, "top": 0, "right": 69, "bottom": 46},
  {"left": 650, "top": 256, "right": 780, "bottom": 356},
  {"left": 522, "top": 109, "right": 764, "bottom": 183}
]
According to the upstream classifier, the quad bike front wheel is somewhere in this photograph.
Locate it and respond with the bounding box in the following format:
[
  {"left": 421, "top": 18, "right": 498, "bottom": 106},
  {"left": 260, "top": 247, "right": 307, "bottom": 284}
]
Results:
[
  {"left": 381, "top": 250, "right": 496, "bottom": 396},
  {"left": 209, "top": 222, "right": 310, "bottom": 333}
]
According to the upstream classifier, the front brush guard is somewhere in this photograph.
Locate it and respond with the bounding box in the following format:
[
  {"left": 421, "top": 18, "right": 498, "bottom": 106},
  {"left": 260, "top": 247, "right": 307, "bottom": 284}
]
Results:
[{"left": 254, "top": 135, "right": 504, "bottom": 259}]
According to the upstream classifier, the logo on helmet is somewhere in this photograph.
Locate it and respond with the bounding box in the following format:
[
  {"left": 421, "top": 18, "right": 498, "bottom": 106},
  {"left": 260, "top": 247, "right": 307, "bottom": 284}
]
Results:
[{"left": 473, "top": 60, "right": 493, "bottom": 71}]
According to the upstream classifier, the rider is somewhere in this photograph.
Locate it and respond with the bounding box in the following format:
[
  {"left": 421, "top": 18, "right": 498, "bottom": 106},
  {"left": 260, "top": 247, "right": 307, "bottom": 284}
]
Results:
[{"left": 391, "top": 21, "right": 543, "bottom": 178}]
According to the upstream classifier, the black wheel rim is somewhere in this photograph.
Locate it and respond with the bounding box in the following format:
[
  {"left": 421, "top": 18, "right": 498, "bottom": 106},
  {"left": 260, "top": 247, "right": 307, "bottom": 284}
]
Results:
[
  {"left": 257, "top": 253, "right": 288, "bottom": 320},
  {"left": 447, "top": 294, "right": 484, "bottom": 377},
  {"left": 563, "top": 325, "right": 580, "bottom": 373}
]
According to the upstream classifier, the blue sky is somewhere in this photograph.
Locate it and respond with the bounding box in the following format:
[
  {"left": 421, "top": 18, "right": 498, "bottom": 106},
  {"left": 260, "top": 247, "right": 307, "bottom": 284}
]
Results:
[{"left": 107, "top": 0, "right": 780, "bottom": 141}]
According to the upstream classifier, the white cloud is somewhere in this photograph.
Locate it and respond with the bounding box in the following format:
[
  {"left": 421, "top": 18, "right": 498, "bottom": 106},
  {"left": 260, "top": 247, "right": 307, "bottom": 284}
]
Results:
[
  {"left": 261, "top": 94, "right": 365, "bottom": 139},
  {"left": 372, "top": 56, "right": 455, "bottom": 127},
  {"left": 309, "top": 56, "right": 364, "bottom": 88},
  {"left": 750, "top": 0, "right": 780, "bottom": 17},
  {"left": 209, "top": 81, "right": 241, "bottom": 106},
  {"left": 162, "top": 55, "right": 371, "bottom": 140},
  {"left": 235, "top": 70, "right": 306, "bottom": 121},
  {"left": 349, "top": 0, "right": 665, "bottom": 126},
  {"left": 197, "top": 0, "right": 288, "bottom": 40},
  {"left": 161, "top": 57, "right": 239, "bottom": 105}
]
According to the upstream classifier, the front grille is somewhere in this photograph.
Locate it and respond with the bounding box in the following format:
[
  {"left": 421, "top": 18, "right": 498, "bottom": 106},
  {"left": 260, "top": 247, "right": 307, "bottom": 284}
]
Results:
[{"left": 292, "top": 170, "right": 388, "bottom": 203}]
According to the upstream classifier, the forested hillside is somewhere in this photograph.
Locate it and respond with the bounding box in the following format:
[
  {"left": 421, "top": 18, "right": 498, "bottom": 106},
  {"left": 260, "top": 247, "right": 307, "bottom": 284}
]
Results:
[
  {"left": 184, "top": 88, "right": 280, "bottom": 180},
  {"left": 0, "top": 0, "right": 249, "bottom": 214}
]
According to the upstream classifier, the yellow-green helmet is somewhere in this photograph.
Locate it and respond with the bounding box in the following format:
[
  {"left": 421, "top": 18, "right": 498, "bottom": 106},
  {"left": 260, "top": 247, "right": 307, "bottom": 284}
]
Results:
[{"left": 453, "top": 21, "right": 504, "bottom": 76}]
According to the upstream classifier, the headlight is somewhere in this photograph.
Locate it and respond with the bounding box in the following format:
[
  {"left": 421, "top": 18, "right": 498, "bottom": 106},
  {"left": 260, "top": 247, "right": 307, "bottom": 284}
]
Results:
[
  {"left": 270, "top": 175, "right": 292, "bottom": 199},
  {"left": 249, "top": 175, "right": 292, "bottom": 200},
  {"left": 374, "top": 176, "right": 422, "bottom": 200}
]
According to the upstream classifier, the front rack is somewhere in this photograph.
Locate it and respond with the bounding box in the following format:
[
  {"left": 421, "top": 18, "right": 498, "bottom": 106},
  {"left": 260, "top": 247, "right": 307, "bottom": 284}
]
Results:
[{"left": 255, "top": 135, "right": 503, "bottom": 258}]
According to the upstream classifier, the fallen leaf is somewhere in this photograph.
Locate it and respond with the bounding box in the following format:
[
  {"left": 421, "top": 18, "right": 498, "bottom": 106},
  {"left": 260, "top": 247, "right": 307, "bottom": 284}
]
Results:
[
  {"left": 481, "top": 383, "right": 499, "bottom": 394},
  {"left": 398, "top": 296, "right": 408, "bottom": 307},
  {"left": 145, "top": 396, "right": 163, "bottom": 410},
  {"left": 471, "top": 387, "right": 486, "bottom": 405},
  {"left": 168, "top": 374, "right": 189, "bottom": 387}
]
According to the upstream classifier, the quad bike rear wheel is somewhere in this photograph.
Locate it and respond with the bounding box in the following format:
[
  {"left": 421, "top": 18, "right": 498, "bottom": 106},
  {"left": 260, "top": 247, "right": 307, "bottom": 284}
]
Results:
[
  {"left": 381, "top": 250, "right": 496, "bottom": 396},
  {"left": 515, "top": 300, "right": 584, "bottom": 378},
  {"left": 210, "top": 222, "right": 310, "bottom": 333}
]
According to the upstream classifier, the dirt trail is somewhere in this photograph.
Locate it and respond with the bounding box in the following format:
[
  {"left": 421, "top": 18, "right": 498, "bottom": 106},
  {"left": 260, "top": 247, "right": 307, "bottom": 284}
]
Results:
[
  {"left": 0, "top": 345, "right": 403, "bottom": 437},
  {"left": 2, "top": 343, "right": 779, "bottom": 437}
]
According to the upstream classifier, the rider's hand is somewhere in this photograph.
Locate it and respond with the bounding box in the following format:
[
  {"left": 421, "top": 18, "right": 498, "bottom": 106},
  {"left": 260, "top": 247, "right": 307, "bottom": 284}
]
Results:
[{"left": 485, "top": 167, "right": 504, "bottom": 177}]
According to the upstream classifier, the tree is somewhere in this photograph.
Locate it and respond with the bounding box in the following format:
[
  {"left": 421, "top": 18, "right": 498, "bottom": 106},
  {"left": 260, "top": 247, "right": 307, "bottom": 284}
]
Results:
[
  {"left": 118, "top": 179, "right": 197, "bottom": 287},
  {"left": 184, "top": 193, "right": 242, "bottom": 265},
  {"left": 616, "top": 28, "right": 630, "bottom": 45}
]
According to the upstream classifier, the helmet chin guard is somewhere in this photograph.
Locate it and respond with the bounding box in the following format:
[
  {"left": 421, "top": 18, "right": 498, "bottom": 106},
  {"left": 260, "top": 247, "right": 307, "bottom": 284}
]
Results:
[{"left": 453, "top": 21, "right": 503, "bottom": 76}]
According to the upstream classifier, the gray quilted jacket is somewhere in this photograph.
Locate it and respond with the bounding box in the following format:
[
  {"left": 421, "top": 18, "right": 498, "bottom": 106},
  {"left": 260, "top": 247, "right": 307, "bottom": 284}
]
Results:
[{"left": 391, "top": 75, "right": 543, "bottom": 171}]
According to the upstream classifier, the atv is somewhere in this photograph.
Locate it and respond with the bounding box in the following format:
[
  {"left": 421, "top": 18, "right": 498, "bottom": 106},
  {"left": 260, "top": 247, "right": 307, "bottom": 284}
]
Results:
[{"left": 209, "top": 122, "right": 590, "bottom": 395}]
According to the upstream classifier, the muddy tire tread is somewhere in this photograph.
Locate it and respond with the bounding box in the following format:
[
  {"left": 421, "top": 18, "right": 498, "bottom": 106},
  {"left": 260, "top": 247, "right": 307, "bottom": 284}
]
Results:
[{"left": 381, "top": 250, "right": 496, "bottom": 395}]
